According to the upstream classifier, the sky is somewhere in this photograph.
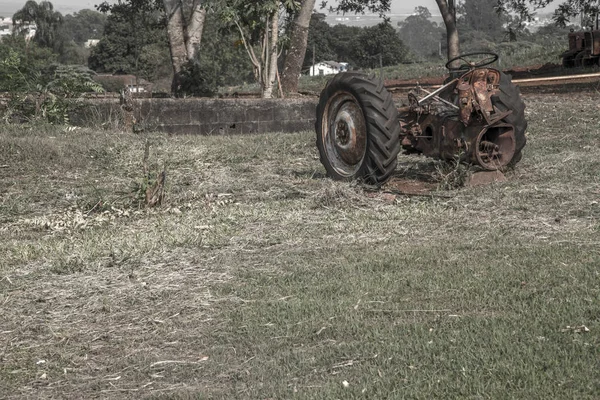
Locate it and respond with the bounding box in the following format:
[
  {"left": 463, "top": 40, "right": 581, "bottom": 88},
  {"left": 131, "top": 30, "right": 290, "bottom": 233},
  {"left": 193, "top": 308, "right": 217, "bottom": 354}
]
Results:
[
  {"left": 0, "top": 0, "right": 557, "bottom": 16},
  {"left": 3, "top": 0, "right": 437, "bottom": 14}
]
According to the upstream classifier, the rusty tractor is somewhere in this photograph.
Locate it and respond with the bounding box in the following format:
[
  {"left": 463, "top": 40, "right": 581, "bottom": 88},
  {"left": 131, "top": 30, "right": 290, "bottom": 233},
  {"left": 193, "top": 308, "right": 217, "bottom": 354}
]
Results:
[
  {"left": 315, "top": 52, "right": 527, "bottom": 184},
  {"left": 561, "top": 28, "right": 600, "bottom": 68}
]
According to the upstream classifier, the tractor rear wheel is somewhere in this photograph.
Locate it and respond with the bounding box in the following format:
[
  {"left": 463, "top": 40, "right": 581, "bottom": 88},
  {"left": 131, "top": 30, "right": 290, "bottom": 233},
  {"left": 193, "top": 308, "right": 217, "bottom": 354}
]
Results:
[
  {"left": 491, "top": 72, "right": 527, "bottom": 167},
  {"left": 315, "top": 73, "right": 401, "bottom": 184}
]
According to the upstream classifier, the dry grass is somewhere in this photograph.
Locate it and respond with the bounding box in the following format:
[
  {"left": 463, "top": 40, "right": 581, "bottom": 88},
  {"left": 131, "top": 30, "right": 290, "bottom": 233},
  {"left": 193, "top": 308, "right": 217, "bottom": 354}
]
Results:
[{"left": 1, "top": 91, "right": 600, "bottom": 399}]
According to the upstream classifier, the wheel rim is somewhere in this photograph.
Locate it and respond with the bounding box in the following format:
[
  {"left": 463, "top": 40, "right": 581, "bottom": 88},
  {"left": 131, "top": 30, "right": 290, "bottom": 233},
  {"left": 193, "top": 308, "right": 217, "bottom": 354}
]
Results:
[
  {"left": 474, "top": 126, "right": 516, "bottom": 170},
  {"left": 321, "top": 92, "right": 367, "bottom": 177}
]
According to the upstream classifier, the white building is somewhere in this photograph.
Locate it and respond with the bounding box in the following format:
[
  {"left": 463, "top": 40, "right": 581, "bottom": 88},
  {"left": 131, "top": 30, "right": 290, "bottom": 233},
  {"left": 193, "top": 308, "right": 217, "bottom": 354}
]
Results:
[
  {"left": 0, "top": 17, "right": 12, "bottom": 40},
  {"left": 0, "top": 18, "right": 38, "bottom": 41},
  {"left": 22, "top": 25, "right": 36, "bottom": 41},
  {"left": 85, "top": 39, "right": 100, "bottom": 48},
  {"left": 309, "top": 61, "right": 349, "bottom": 76}
]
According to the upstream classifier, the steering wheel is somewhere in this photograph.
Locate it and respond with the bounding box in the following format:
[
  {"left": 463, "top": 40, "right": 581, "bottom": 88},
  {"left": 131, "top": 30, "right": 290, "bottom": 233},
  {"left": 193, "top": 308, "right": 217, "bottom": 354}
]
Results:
[{"left": 445, "top": 52, "right": 499, "bottom": 72}]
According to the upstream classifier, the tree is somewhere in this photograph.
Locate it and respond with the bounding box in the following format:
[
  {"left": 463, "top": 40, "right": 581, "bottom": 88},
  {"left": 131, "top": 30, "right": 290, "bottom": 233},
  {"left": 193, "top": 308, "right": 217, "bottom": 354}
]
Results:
[
  {"left": 459, "top": 0, "right": 505, "bottom": 39},
  {"left": 89, "top": 4, "right": 171, "bottom": 83},
  {"left": 0, "top": 35, "right": 56, "bottom": 92},
  {"left": 162, "top": 0, "right": 207, "bottom": 93},
  {"left": 328, "top": 24, "right": 363, "bottom": 66},
  {"left": 322, "top": 0, "right": 461, "bottom": 63},
  {"left": 280, "top": 0, "right": 316, "bottom": 94},
  {"left": 435, "top": 0, "right": 460, "bottom": 63},
  {"left": 497, "top": 0, "right": 600, "bottom": 26},
  {"left": 61, "top": 9, "right": 106, "bottom": 45},
  {"left": 177, "top": 12, "right": 254, "bottom": 96},
  {"left": 13, "top": 1, "right": 63, "bottom": 49},
  {"left": 325, "top": 0, "right": 391, "bottom": 15},
  {"left": 398, "top": 7, "right": 443, "bottom": 60},
  {"left": 218, "top": 0, "right": 298, "bottom": 98},
  {"left": 323, "top": 0, "right": 460, "bottom": 62},
  {"left": 304, "top": 13, "right": 336, "bottom": 68},
  {"left": 352, "top": 22, "right": 409, "bottom": 68},
  {"left": 319, "top": 0, "right": 600, "bottom": 68},
  {"left": 96, "top": 0, "right": 207, "bottom": 94},
  {"left": 0, "top": 36, "right": 103, "bottom": 123}
]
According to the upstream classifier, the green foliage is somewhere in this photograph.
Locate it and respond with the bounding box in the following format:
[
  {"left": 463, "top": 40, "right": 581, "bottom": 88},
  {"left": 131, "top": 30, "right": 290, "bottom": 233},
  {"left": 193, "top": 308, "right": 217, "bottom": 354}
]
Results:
[
  {"left": 218, "top": 0, "right": 279, "bottom": 44},
  {"left": 328, "top": 24, "right": 363, "bottom": 66},
  {"left": 305, "top": 13, "right": 336, "bottom": 68},
  {"left": 32, "top": 65, "right": 104, "bottom": 124},
  {"left": 11, "top": 2, "right": 98, "bottom": 66},
  {"left": 176, "top": 61, "right": 218, "bottom": 97},
  {"left": 354, "top": 22, "right": 410, "bottom": 68},
  {"left": 398, "top": 7, "right": 444, "bottom": 61},
  {"left": 13, "top": 0, "right": 64, "bottom": 49},
  {"left": 498, "top": 0, "right": 600, "bottom": 26},
  {"left": 457, "top": 0, "right": 507, "bottom": 39},
  {"left": 323, "top": 0, "right": 391, "bottom": 15},
  {"left": 89, "top": 4, "right": 170, "bottom": 83},
  {"left": 0, "top": 36, "right": 56, "bottom": 92},
  {"left": 305, "top": 18, "right": 409, "bottom": 69},
  {"left": 44, "top": 64, "right": 104, "bottom": 98},
  {"left": 185, "top": 13, "right": 254, "bottom": 95},
  {"left": 214, "top": 0, "right": 300, "bottom": 96},
  {"left": 0, "top": 38, "right": 103, "bottom": 124},
  {"left": 61, "top": 9, "right": 107, "bottom": 45},
  {"left": 218, "top": 0, "right": 299, "bottom": 28}
]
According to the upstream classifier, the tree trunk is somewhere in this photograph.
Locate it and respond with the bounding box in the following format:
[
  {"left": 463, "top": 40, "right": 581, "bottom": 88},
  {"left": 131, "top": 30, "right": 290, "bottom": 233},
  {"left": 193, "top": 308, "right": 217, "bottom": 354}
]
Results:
[
  {"left": 262, "top": 11, "right": 279, "bottom": 99},
  {"left": 163, "top": 0, "right": 188, "bottom": 93},
  {"left": 280, "top": 0, "right": 316, "bottom": 94},
  {"left": 435, "top": 0, "right": 460, "bottom": 67},
  {"left": 163, "top": 0, "right": 206, "bottom": 94},
  {"left": 185, "top": 1, "right": 206, "bottom": 60}
]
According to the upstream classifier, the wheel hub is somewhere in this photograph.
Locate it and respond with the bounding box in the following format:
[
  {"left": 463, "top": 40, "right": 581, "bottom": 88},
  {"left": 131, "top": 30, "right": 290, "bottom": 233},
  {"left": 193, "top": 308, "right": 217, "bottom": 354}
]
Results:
[
  {"left": 332, "top": 103, "right": 366, "bottom": 166},
  {"left": 336, "top": 120, "right": 350, "bottom": 145}
]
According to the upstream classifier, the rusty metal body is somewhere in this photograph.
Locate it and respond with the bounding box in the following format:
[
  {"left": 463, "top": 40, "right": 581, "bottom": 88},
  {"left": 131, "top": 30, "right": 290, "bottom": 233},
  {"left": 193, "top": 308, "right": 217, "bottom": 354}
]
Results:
[
  {"left": 315, "top": 52, "right": 525, "bottom": 184},
  {"left": 397, "top": 68, "right": 515, "bottom": 170},
  {"left": 562, "top": 30, "right": 600, "bottom": 67}
]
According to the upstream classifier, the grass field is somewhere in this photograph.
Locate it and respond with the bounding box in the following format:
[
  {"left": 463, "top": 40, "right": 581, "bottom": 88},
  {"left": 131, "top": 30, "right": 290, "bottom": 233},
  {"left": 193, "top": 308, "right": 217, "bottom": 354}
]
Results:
[{"left": 1, "top": 91, "right": 599, "bottom": 399}]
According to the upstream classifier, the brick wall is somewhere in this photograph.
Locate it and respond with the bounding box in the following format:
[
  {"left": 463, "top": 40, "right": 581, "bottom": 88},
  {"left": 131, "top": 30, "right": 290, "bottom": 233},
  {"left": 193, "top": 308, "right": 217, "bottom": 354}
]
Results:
[{"left": 74, "top": 97, "right": 319, "bottom": 135}]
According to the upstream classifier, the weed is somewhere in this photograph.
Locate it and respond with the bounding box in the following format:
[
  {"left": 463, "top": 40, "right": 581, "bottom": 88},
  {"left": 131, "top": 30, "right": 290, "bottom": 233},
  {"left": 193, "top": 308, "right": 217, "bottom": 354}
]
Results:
[
  {"left": 432, "top": 157, "right": 471, "bottom": 190},
  {"left": 311, "top": 180, "right": 368, "bottom": 209},
  {"left": 133, "top": 139, "right": 166, "bottom": 208}
]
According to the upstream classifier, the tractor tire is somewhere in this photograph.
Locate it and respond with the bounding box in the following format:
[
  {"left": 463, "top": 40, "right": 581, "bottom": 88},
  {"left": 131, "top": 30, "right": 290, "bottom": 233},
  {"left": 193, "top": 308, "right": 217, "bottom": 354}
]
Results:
[
  {"left": 491, "top": 72, "right": 527, "bottom": 167},
  {"left": 315, "top": 72, "right": 401, "bottom": 184}
]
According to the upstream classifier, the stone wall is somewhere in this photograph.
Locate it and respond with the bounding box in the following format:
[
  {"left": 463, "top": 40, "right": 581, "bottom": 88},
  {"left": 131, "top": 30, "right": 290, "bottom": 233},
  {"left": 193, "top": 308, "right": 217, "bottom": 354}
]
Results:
[{"left": 74, "top": 97, "right": 319, "bottom": 135}]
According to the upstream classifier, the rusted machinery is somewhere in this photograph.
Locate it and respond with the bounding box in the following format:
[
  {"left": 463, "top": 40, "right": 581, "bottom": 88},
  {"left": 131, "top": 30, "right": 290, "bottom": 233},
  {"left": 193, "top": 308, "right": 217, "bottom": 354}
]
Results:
[
  {"left": 315, "top": 52, "right": 527, "bottom": 184},
  {"left": 561, "top": 29, "right": 600, "bottom": 67}
]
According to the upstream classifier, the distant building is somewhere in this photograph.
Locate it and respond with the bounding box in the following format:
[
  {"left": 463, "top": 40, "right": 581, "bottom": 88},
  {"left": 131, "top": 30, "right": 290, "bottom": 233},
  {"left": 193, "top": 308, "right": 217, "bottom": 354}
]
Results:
[
  {"left": 0, "top": 17, "right": 13, "bottom": 40},
  {"left": 6, "top": 18, "right": 37, "bottom": 41},
  {"left": 84, "top": 39, "right": 100, "bottom": 48},
  {"left": 94, "top": 74, "right": 153, "bottom": 94},
  {"left": 309, "top": 61, "right": 349, "bottom": 76},
  {"left": 22, "top": 25, "right": 36, "bottom": 41}
]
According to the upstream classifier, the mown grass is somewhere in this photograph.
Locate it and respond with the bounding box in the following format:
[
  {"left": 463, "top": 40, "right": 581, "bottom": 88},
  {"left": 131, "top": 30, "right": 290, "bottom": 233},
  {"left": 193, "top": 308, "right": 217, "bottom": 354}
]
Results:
[{"left": 1, "top": 91, "right": 600, "bottom": 399}]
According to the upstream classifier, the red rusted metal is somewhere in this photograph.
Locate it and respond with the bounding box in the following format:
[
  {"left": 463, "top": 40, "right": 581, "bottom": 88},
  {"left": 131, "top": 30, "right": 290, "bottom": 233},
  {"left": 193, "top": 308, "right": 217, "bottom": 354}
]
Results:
[
  {"left": 398, "top": 68, "right": 516, "bottom": 171},
  {"left": 562, "top": 29, "right": 600, "bottom": 67}
]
